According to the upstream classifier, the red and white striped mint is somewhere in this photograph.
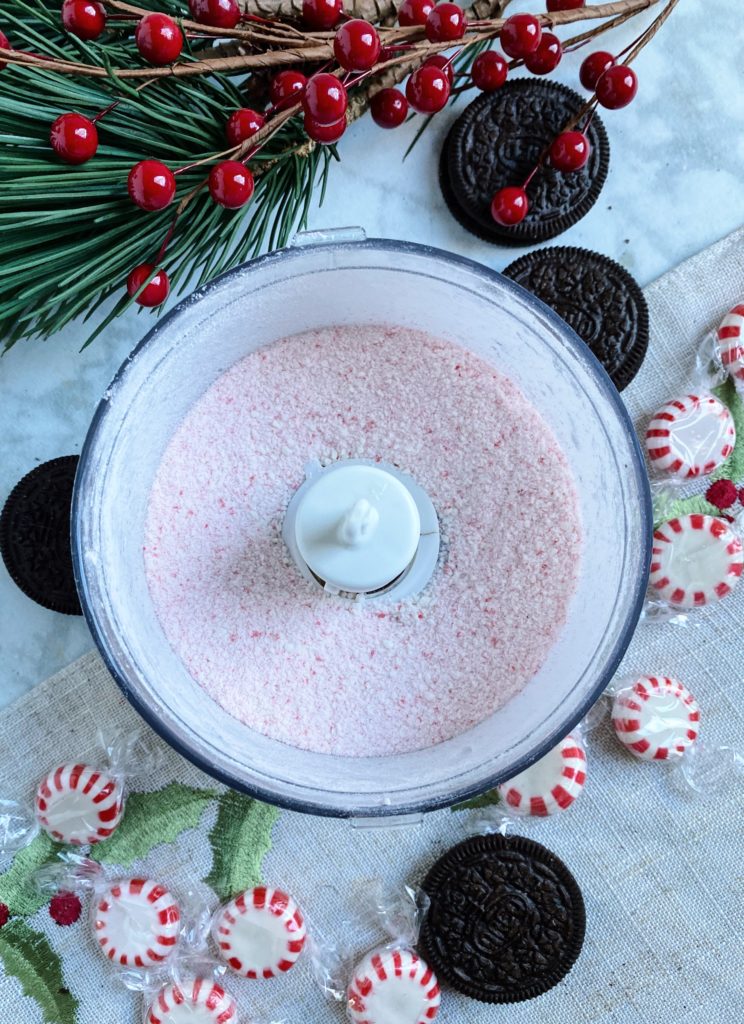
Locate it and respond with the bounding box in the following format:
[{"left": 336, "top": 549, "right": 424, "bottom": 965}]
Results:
[
  {"left": 348, "top": 947, "right": 440, "bottom": 1024},
  {"left": 612, "top": 676, "right": 700, "bottom": 761},
  {"left": 650, "top": 513, "right": 743, "bottom": 608},
  {"left": 497, "top": 734, "right": 587, "bottom": 816},
  {"left": 145, "top": 976, "right": 237, "bottom": 1024},
  {"left": 35, "top": 763, "right": 124, "bottom": 845},
  {"left": 716, "top": 302, "right": 744, "bottom": 387},
  {"left": 645, "top": 393, "right": 735, "bottom": 477},
  {"left": 93, "top": 878, "right": 180, "bottom": 968},
  {"left": 214, "top": 885, "right": 306, "bottom": 979}
]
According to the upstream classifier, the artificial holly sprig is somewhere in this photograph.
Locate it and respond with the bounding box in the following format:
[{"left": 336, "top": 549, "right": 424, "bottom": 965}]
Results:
[{"left": 0, "top": 0, "right": 667, "bottom": 348}]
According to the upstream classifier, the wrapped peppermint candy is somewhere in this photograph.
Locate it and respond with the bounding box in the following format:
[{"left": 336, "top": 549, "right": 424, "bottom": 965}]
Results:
[
  {"left": 645, "top": 393, "right": 735, "bottom": 479},
  {"left": 582, "top": 673, "right": 743, "bottom": 797},
  {"left": 212, "top": 886, "right": 307, "bottom": 980},
  {"left": 0, "top": 728, "right": 161, "bottom": 854},
  {"left": 648, "top": 513, "right": 742, "bottom": 611},
  {"left": 715, "top": 302, "right": 744, "bottom": 392}
]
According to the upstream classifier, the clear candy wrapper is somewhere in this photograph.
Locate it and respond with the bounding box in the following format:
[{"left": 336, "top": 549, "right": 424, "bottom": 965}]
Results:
[
  {"left": 0, "top": 727, "right": 163, "bottom": 854},
  {"left": 641, "top": 301, "right": 744, "bottom": 622},
  {"left": 309, "top": 880, "right": 441, "bottom": 1024},
  {"left": 582, "top": 673, "right": 743, "bottom": 798}
]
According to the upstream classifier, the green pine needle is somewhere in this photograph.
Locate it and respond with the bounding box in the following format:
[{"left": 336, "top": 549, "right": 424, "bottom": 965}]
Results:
[{"left": 0, "top": 0, "right": 333, "bottom": 348}]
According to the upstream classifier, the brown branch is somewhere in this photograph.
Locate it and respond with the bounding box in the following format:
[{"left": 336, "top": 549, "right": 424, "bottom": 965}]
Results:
[{"left": 0, "top": 0, "right": 661, "bottom": 78}]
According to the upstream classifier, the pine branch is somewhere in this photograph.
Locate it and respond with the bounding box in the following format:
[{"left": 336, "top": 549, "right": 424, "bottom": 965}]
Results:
[{"left": 0, "top": 0, "right": 671, "bottom": 349}]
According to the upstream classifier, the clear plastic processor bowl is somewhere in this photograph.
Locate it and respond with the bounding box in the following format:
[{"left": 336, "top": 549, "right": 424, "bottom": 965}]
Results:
[{"left": 72, "top": 234, "right": 652, "bottom": 819}]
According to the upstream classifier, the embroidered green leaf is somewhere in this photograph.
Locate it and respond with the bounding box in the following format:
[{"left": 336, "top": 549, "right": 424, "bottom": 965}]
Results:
[
  {"left": 451, "top": 790, "right": 502, "bottom": 812},
  {"left": 205, "top": 791, "right": 279, "bottom": 902},
  {"left": 0, "top": 834, "right": 62, "bottom": 917},
  {"left": 712, "top": 378, "right": 744, "bottom": 484},
  {"left": 0, "top": 919, "right": 78, "bottom": 1024},
  {"left": 654, "top": 494, "right": 720, "bottom": 529},
  {"left": 91, "top": 783, "right": 215, "bottom": 868}
]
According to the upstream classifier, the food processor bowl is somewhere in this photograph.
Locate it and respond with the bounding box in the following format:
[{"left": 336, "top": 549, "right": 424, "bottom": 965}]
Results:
[{"left": 72, "top": 234, "right": 652, "bottom": 818}]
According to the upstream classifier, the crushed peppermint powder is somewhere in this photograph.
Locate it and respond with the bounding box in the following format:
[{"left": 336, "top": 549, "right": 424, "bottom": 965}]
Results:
[{"left": 144, "top": 325, "right": 581, "bottom": 757}]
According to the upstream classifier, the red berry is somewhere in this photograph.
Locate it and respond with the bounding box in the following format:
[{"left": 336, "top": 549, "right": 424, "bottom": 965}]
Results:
[
  {"left": 706, "top": 479, "right": 738, "bottom": 510},
  {"left": 127, "top": 264, "right": 170, "bottom": 307},
  {"left": 49, "top": 113, "right": 98, "bottom": 165},
  {"left": 334, "top": 19, "right": 380, "bottom": 72},
  {"left": 188, "top": 0, "right": 240, "bottom": 28},
  {"left": 61, "top": 0, "right": 106, "bottom": 41},
  {"left": 304, "top": 113, "right": 346, "bottom": 144},
  {"left": 208, "top": 160, "right": 255, "bottom": 209},
  {"left": 546, "top": 0, "right": 584, "bottom": 9},
  {"left": 595, "top": 64, "right": 637, "bottom": 108},
  {"left": 128, "top": 160, "right": 176, "bottom": 211},
  {"left": 472, "top": 50, "right": 508, "bottom": 92},
  {"left": 0, "top": 30, "right": 10, "bottom": 71},
  {"left": 302, "top": 0, "right": 343, "bottom": 29},
  {"left": 302, "top": 73, "right": 348, "bottom": 126},
  {"left": 424, "top": 54, "right": 454, "bottom": 87},
  {"left": 370, "top": 88, "right": 409, "bottom": 128},
  {"left": 579, "top": 50, "right": 615, "bottom": 90},
  {"left": 269, "top": 70, "right": 307, "bottom": 108},
  {"left": 398, "top": 0, "right": 434, "bottom": 26},
  {"left": 491, "top": 186, "right": 528, "bottom": 226},
  {"left": 225, "top": 108, "right": 265, "bottom": 146},
  {"left": 406, "top": 64, "right": 450, "bottom": 114},
  {"left": 135, "top": 13, "right": 183, "bottom": 65},
  {"left": 550, "top": 130, "right": 590, "bottom": 171},
  {"left": 0, "top": 904, "right": 8, "bottom": 928},
  {"left": 49, "top": 892, "right": 82, "bottom": 927},
  {"left": 500, "top": 13, "right": 542, "bottom": 58},
  {"left": 425, "top": 2, "right": 466, "bottom": 44},
  {"left": 525, "top": 31, "right": 562, "bottom": 74}
]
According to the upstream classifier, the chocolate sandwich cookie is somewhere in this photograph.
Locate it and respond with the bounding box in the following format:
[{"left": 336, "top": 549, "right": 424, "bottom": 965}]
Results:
[
  {"left": 503, "top": 246, "right": 649, "bottom": 390},
  {"left": 0, "top": 456, "right": 82, "bottom": 614},
  {"left": 419, "top": 833, "right": 585, "bottom": 1003},
  {"left": 440, "top": 79, "right": 609, "bottom": 245}
]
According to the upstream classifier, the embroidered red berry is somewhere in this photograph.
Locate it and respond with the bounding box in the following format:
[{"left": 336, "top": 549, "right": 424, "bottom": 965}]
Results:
[
  {"left": 188, "top": 0, "right": 240, "bottom": 29},
  {"left": 225, "top": 108, "right": 265, "bottom": 146},
  {"left": 491, "top": 186, "right": 529, "bottom": 226},
  {"left": 334, "top": 20, "right": 381, "bottom": 72},
  {"left": 398, "top": 0, "right": 434, "bottom": 25},
  {"left": 0, "top": 903, "right": 9, "bottom": 928},
  {"left": 595, "top": 64, "right": 638, "bottom": 109},
  {"left": 425, "top": 2, "right": 466, "bottom": 43},
  {"left": 579, "top": 50, "right": 615, "bottom": 90},
  {"left": 500, "top": 13, "right": 542, "bottom": 59},
  {"left": 472, "top": 50, "right": 508, "bottom": 92},
  {"left": 302, "top": 0, "right": 343, "bottom": 29},
  {"left": 706, "top": 479, "right": 737, "bottom": 510},
  {"left": 127, "top": 264, "right": 170, "bottom": 307},
  {"left": 135, "top": 13, "right": 183, "bottom": 66},
  {"left": 524, "top": 31, "right": 562, "bottom": 75},
  {"left": 49, "top": 891, "right": 82, "bottom": 927},
  {"left": 370, "top": 88, "right": 408, "bottom": 128}
]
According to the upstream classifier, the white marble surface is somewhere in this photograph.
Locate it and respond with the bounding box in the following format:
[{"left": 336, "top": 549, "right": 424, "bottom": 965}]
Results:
[{"left": 2, "top": 1, "right": 743, "bottom": 709}]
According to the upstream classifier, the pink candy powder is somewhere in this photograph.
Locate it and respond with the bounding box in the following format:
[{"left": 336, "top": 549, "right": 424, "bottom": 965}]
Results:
[{"left": 144, "top": 325, "right": 581, "bottom": 757}]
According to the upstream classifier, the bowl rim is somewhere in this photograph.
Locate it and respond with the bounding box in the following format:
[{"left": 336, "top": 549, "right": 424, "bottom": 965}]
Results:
[{"left": 72, "top": 236, "right": 653, "bottom": 818}]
